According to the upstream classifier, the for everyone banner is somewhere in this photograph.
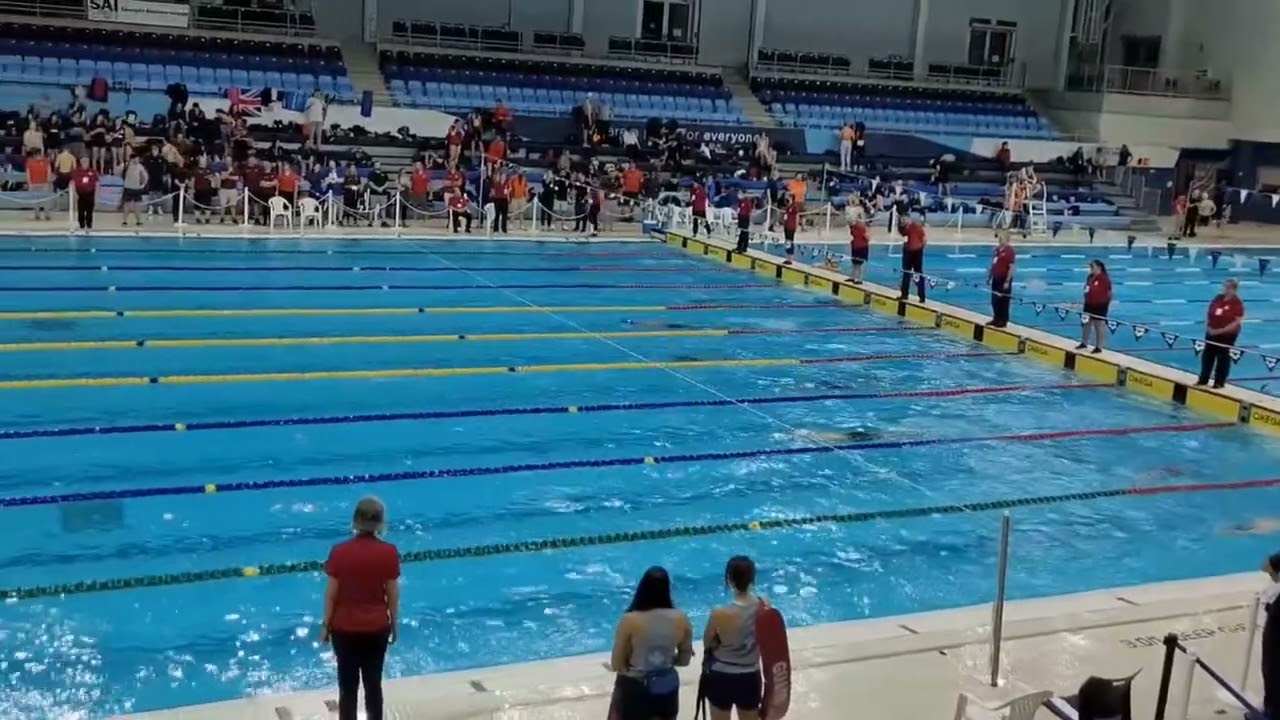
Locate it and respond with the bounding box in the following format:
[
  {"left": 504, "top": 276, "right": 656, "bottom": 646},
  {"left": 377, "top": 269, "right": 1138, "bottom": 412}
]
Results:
[{"left": 85, "top": 0, "right": 190, "bottom": 28}]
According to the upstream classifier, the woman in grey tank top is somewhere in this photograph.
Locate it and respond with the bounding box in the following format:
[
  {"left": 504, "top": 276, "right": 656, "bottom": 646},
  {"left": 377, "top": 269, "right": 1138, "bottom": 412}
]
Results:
[
  {"left": 701, "top": 556, "right": 763, "bottom": 720},
  {"left": 610, "top": 566, "right": 694, "bottom": 720}
]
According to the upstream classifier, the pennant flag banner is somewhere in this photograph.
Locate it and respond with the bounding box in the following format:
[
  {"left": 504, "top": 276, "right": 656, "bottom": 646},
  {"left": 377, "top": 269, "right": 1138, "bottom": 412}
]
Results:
[
  {"left": 1079, "top": 312, "right": 1090, "bottom": 325},
  {"left": 1133, "top": 325, "right": 1148, "bottom": 340},
  {"left": 1033, "top": 302, "right": 1045, "bottom": 316},
  {"left": 1127, "top": 235, "right": 1136, "bottom": 251},
  {"left": 1228, "top": 347, "right": 1244, "bottom": 364},
  {"left": 1210, "top": 250, "right": 1222, "bottom": 269},
  {"left": 945, "top": 197, "right": 955, "bottom": 212},
  {"left": 1161, "top": 331, "right": 1179, "bottom": 348},
  {"left": 1240, "top": 188, "right": 1251, "bottom": 203},
  {"left": 1192, "top": 339, "right": 1206, "bottom": 356},
  {"left": 1166, "top": 241, "right": 1177, "bottom": 260},
  {"left": 1056, "top": 306, "right": 1069, "bottom": 320},
  {"left": 927, "top": 276, "right": 938, "bottom": 289},
  {"left": 1106, "top": 319, "right": 1120, "bottom": 334},
  {"left": 945, "top": 281, "right": 956, "bottom": 290},
  {"left": 1264, "top": 355, "right": 1280, "bottom": 372},
  {"left": 1261, "top": 258, "right": 1272, "bottom": 276},
  {"left": 1272, "top": 194, "right": 1280, "bottom": 209}
]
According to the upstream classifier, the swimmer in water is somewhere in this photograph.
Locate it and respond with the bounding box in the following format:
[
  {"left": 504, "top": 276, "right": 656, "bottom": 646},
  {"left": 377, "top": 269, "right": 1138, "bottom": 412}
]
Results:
[
  {"left": 1223, "top": 519, "right": 1280, "bottom": 536},
  {"left": 795, "top": 428, "right": 883, "bottom": 443},
  {"left": 623, "top": 319, "right": 692, "bottom": 330}
]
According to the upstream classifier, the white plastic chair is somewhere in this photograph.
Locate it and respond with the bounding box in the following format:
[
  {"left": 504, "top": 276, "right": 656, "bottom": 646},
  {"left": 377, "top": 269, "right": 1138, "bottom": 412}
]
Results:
[
  {"left": 267, "top": 195, "right": 292, "bottom": 229},
  {"left": 954, "top": 690, "right": 1054, "bottom": 720},
  {"left": 297, "top": 197, "right": 323, "bottom": 228}
]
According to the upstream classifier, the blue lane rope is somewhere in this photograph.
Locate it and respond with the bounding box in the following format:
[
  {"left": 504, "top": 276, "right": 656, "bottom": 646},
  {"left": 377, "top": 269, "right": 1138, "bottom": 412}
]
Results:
[
  {"left": 0, "top": 381, "right": 1107, "bottom": 441},
  {"left": 0, "top": 422, "right": 1229, "bottom": 508}
]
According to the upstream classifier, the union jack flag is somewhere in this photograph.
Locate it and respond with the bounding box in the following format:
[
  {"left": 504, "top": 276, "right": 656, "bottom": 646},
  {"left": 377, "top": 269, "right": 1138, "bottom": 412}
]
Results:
[{"left": 227, "top": 87, "right": 265, "bottom": 116}]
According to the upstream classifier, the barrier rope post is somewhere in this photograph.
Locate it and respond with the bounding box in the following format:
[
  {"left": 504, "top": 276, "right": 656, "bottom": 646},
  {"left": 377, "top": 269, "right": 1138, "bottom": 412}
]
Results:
[
  {"left": 327, "top": 190, "right": 337, "bottom": 228},
  {"left": 824, "top": 202, "right": 833, "bottom": 240},
  {"left": 988, "top": 511, "right": 1011, "bottom": 687},
  {"left": 1172, "top": 648, "right": 1198, "bottom": 720},
  {"left": 176, "top": 182, "right": 186, "bottom": 229},
  {"left": 394, "top": 189, "right": 403, "bottom": 236},
  {"left": 1153, "top": 633, "right": 1180, "bottom": 720},
  {"left": 66, "top": 189, "right": 75, "bottom": 233},
  {"left": 1240, "top": 593, "right": 1262, "bottom": 695},
  {"left": 241, "top": 188, "right": 250, "bottom": 228}
]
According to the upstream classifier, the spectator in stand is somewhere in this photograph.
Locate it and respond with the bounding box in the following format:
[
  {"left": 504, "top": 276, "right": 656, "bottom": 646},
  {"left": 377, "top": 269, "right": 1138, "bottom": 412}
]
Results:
[
  {"left": 466, "top": 110, "right": 484, "bottom": 159},
  {"left": 782, "top": 194, "right": 800, "bottom": 264},
  {"left": 448, "top": 189, "right": 472, "bottom": 233},
  {"left": 22, "top": 118, "right": 44, "bottom": 157},
  {"left": 485, "top": 133, "right": 507, "bottom": 168},
  {"left": 168, "top": 154, "right": 190, "bottom": 224},
  {"left": 445, "top": 120, "right": 464, "bottom": 167},
  {"left": 339, "top": 165, "right": 362, "bottom": 226},
  {"left": 87, "top": 112, "right": 109, "bottom": 173},
  {"left": 121, "top": 154, "right": 149, "bottom": 227},
  {"left": 25, "top": 149, "right": 51, "bottom": 221},
  {"left": 787, "top": 174, "right": 807, "bottom": 214},
  {"left": 538, "top": 174, "right": 556, "bottom": 230},
  {"left": 621, "top": 163, "right": 644, "bottom": 208},
  {"left": 996, "top": 141, "right": 1012, "bottom": 173},
  {"left": 493, "top": 100, "right": 513, "bottom": 136},
  {"left": 110, "top": 117, "right": 129, "bottom": 173},
  {"left": 702, "top": 556, "right": 763, "bottom": 720},
  {"left": 70, "top": 155, "right": 98, "bottom": 231},
  {"left": 987, "top": 230, "right": 1016, "bottom": 328},
  {"left": 837, "top": 122, "right": 855, "bottom": 172},
  {"left": 1078, "top": 259, "right": 1112, "bottom": 354},
  {"left": 622, "top": 126, "right": 641, "bottom": 161},
  {"left": 571, "top": 180, "right": 590, "bottom": 234},
  {"left": 406, "top": 160, "right": 429, "bottom": 219},
  {"left": 365, "top": 161, "right": 391, "bottom": 228},
  {"left": 53, "top": 146, "right": 76, "bottom": 210},
  {"left": 1197, "top": 192, "right": 1217, "bottom": 232},
  {"left": 1117, "top": 144, "right": 1133, "bottom": 168},
  {"left": 277, "top": 161, "right": 300, "bottom": 209},
  {"left": 240, "top": 156, "right": 266, "bottom": 224},
  {"left": 609, "top": 566, "right": 693, "bottom": 720},
  {"left": 897, "top": 216, "right": 927, "bottom": 303},
  {"left": 322, "top": 496, "right": 399, "bottom": 720},
  {"left": 304, "top": 90, "right": 326, "bottom": 147},
  {"left": 489, "top": 169, "right": 510, "bottom": 234},
  {"left": 587, "top": 185, "right": 602, "bottom": 237},
  {"left": 1182, "top": 190, "right": 1202, "bottom": 237},
  {"left": 1198, "top": 279, "right": 1245, "bottom": 388},
  {"left": 218, "top": 160, "right": 240, "bottom": 223},
  {"left": 142, "top": 145, "right": 167, "bottom": 220}
]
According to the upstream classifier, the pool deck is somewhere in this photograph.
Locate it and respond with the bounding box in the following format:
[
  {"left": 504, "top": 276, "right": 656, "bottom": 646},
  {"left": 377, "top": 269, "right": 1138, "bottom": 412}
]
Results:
[
  {"left": 659, "top": 229, "right": 1280, "bottom": 437},
  {"left": 116, "top": 573, "right": 1270, "bottom": 720}
]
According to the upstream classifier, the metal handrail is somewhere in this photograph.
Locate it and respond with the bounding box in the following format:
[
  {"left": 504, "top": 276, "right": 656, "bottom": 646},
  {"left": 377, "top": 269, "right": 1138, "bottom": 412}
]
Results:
[
  {"left": 1067, "top": 64, "right": 1228, "bottom": 99},
  {"left": 191, "top": 7, "right": 315, "bottom": 37},
  {"left": 0, "top": 0, "right": 82, "bottom": 20},
  {"left": 607, "top": 35, "right": 697, "bottom": 64},
  {"left": 753, "top": 56, "right": 1026, "bottom": 91},
  {"left": 386, "top": 22, "right": 523, "bottom": 53}
]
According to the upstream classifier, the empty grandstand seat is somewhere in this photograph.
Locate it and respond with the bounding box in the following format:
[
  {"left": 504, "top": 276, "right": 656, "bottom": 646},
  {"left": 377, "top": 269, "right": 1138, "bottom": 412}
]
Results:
[
  {"left": 0, "top": 20, "right": 351, "bottom": 100},
  {"left": 753, "top": 76, "right": 1055, "bottom": 139}
]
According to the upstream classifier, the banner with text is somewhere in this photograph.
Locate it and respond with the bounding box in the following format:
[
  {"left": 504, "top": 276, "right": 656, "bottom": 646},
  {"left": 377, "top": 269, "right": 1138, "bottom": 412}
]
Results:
[{"left": 85, "top": 0, "right": 190, "bottom": 28}]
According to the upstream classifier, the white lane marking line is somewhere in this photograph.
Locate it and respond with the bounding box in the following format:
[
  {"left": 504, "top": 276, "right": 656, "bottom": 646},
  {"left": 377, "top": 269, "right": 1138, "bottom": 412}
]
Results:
[
  {"left": 1109, "top": 254, "right": 1133, "bottom": 259},
  {"left": 1152, "top": 299, "right": 1188, "bottom": 304},
  {"left": 946, "top": 253, "right": 977, "bottom": 258},
  {"left": 1060, "top": 254, "right": 1085, "bottom": 258},
  {"left": 1122, "top": 281, "right": 1152, "bottom": 286},
  {"left": 1174, "top": 267, "right": 1203, "bottom": 272}
]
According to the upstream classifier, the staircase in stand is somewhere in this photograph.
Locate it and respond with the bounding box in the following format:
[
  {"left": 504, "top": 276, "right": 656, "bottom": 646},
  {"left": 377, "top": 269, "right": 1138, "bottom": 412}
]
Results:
[
  {"left": 723, "top": 67, "right": 776, "bottom": 127},
  {"left": 338, "top": 39, "right": 395, "bottom": 107}
]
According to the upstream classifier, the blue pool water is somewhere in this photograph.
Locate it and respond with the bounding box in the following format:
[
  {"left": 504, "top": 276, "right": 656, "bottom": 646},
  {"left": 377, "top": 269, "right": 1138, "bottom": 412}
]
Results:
[
  {"left": 783, "top": 237, "right": 1280, "bottom": 394},
  {"left": 1, "top": 235, "right": 1279, "bottom": 719}
]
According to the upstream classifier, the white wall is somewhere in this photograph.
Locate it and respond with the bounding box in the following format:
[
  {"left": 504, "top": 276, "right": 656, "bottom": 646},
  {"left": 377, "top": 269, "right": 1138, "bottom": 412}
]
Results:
[
  {"left": 697, "top": 0, "right": 752, "bottom": 67},
  {"left": 1043, "top": 91, "right": 1233, "bottom": 147},
  {"left": 922, "top": 0, "right": 1068, "bottom": 88},
  {"left": 582, "top": 0, "right": 637, "bottom": 56}
]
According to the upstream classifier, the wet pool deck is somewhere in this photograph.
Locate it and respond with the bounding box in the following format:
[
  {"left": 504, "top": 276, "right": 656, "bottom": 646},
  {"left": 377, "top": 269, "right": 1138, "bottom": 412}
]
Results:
[{"left": 116, "top": 573, "right": 1268, "bottom": 720}]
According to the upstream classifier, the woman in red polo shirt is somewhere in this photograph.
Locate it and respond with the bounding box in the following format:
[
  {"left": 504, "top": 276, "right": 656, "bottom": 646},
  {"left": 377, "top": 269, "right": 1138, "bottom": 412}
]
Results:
[
  {"left": 1078, "top": 259, "right": 1112, "bottom": 353},
  {"left": 322, "top": 497, "right": 400, "bottom": 720},
  {"left": 782, "top": 195, "right": 800, "bottom": 264},
  {"left": 1199, "top": 278, "right": 1245, "bottom": 388},
  {"left": 897, "top": 217, "right": 927, "bottom": 303},
  {"left": 987, "top": 230, "right": 1016, "bottom": 327}
]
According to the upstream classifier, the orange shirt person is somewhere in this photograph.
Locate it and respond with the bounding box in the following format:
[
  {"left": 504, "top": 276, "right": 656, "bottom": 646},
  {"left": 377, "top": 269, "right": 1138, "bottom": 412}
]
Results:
[
  {"left": 897, "top": 218, "right": 927, "bottom": 303},
  {"left": 25, "top": 151, "right": 52, "bottom": 221},
  {"left": 276, "top": 164, "right": 299, "bottom": 198},
  {"left": 485, "top": 137, "right": 507, "bottom": 165}
]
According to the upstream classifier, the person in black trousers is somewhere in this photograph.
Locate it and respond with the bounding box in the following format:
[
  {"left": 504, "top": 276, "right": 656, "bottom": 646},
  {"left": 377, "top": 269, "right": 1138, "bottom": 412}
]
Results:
[
  {"left": 1198, "top": 279, "right": 1245, "bottom": 388},
  {"left": 987, "top": 230, "right": 1015, "bottom": 327},
  {"left": 897, "top": 217, "right": 927, "bottom": 303},
  {"left": 489, "top": 170, "right": 509, "bottom": 234},
  {"left": 539, "top": 176, "right": 556, "bottom": 230},
  {"left": 1182, "top": 190, "right": 1202, "bottom": 237},
  {"left": 71, "top": 156, "right": 99, "bottom": 231},
  {"left": 1260, "top": 551, "right": 1280, "bottom": 720}
]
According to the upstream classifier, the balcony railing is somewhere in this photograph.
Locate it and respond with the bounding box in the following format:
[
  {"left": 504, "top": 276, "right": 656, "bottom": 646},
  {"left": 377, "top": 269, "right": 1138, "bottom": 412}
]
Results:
[
  {"left": 753, "top": 49, "right": 1026, "bottom": 90},
  {"left": 1067, "top": 64, "right": 1228, "bottom": 99}
]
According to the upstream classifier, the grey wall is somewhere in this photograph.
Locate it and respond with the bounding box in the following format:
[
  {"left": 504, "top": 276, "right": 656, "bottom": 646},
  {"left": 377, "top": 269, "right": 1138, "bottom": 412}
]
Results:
[
  {"left": 697, "top": 0, "right": 751, "bottom": 67},
  {"left": 581, "top": 0, "right": 637, "bottom": 56},
  {"left": 376, "top": 0, "right": 572, "bottom": 34},
  {"left": 923, "top": 0, "right": 1067, "bottom": 88},
  {"left": 761, "top": 0, "right": 915, "bottom": 67}
]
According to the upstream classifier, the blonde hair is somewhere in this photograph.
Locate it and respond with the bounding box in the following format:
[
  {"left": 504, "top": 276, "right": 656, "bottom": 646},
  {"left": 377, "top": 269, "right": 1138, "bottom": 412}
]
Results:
[{"left": 352, "top": 496, "right": 387, "bottom": 536}]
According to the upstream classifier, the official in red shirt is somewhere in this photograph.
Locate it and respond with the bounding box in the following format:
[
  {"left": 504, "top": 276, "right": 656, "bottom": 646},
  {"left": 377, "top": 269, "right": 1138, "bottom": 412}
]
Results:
[
  {"left": 987, "top": 230, "right": 1016, "bottom": 327},
  {"left": 782, "top": 196, "right": 800, "bottom": 263},
  {"left": 690, "top": 183, "right": 709, "bottom": 237},
  {"left": 1198, "top": 278, "right": 1245, "bottom": 388},
  {"left": 1078, "top": 259, "right": 1112, "bottom": 353},
  {"left": 322, "top": 497, "right": 400, "bottom": 720},
  {"left": 848, "top": 217, "right": 870, "bottom": 284},
  {"left": 408, "top": 161, "right": 429, "bottom": 211},
  {"left": 489, "top": 170, "right": 510, "bottom": 234},
  {"left": 735, "top": 195, "right": 755, "bottom": 253},
  {"left": 70, "top": 156, "right": 99, "bottom": 231},
  {"left": 448, "top": 190, "right": 472, "bottom": 233},
  {"left": 897, "top": 217, "right": 927, "bottom": 302}
]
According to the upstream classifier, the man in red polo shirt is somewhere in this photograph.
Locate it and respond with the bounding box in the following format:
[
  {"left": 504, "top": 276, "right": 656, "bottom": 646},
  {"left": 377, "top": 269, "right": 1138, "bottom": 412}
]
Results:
[
  {"left": 782, "top": 195, "right": 800, "bottom": 264},
  {"left": 690, "top": 182, "right": 709, "bottom": 237},
  {"left": 448, "top": 190, "right": 471, "bottom": 233},
  {"left": 71, "top": 156, "right": 99, "bottom": 231},
  {"left": 735, "top": 194, "right": 754, "bottom": 253},
  {"left": 848, "top": 213, "right": 870, "bottom": 284},
  {"left": 987, "top": 230, "right": 1016, "bottom": 327},
  {"left": 897, "top": 216, "right": 927, "bottom": 302},
  {"left": 1198, "top": 278, "right": 1245, "bottom": 388}
]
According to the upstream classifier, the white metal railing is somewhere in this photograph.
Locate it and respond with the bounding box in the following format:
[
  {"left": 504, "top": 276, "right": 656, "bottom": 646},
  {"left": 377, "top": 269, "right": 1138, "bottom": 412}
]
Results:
[
  {"left": 753, "top": 52, "right": 1026, "bottom": 91},
  {"left": 1068, "top": 64, "right": 1229, "bottom": 99}
]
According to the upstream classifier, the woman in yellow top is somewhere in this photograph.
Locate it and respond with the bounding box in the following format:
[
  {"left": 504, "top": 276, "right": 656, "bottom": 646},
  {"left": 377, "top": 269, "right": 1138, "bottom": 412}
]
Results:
[{"left": 610, "top": 566, "right": 694, "bottom": 720}]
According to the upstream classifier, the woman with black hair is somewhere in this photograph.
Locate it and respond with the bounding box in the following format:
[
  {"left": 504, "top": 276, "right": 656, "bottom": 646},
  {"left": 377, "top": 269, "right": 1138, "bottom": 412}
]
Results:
[
  {"left": 610, "top": 566, "right": 694, "bottom": 720},
  {"left": 1260, "top": 552, "right": 1280, "bottom": 720},
  {"left": 702, "top": 556, "right": 763, "bottom": 720},
  {"left": 1078, "top": 259, "right": 1112, "bottom": 354}
]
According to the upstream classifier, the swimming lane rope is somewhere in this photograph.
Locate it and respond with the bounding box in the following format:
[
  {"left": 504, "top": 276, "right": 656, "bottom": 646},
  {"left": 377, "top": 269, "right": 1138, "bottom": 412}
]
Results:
[
  {"left": 0, "top": 421, "right": 1230, "bottom": 508},
  {"left": 5, "top": 472, "right": 1274, "bottom": 601}
]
